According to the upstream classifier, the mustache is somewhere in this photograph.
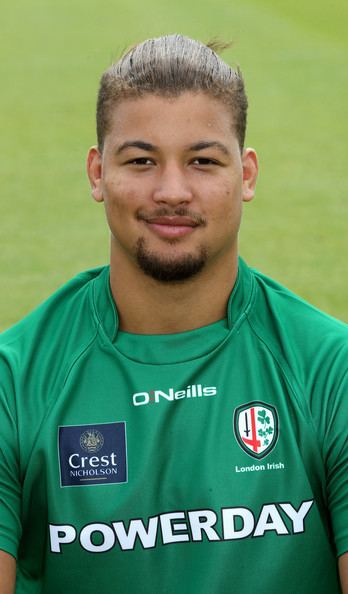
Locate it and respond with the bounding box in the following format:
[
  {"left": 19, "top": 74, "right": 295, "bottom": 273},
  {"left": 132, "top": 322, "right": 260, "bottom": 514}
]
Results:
[{"left": 136, "top": 207, "right": 207, "bottom": 226}]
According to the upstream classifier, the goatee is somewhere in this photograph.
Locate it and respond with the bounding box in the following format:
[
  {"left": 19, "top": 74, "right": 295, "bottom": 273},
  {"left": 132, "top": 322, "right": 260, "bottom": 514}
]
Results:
[{"left": 136, "top": 238, "right": 207, "bottom": 282}]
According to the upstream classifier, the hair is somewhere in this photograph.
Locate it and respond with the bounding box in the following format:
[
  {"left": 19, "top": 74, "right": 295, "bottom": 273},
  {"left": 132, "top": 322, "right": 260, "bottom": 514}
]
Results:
[{"left": 96, "top": 34, "right": 248, "bottom": 151}]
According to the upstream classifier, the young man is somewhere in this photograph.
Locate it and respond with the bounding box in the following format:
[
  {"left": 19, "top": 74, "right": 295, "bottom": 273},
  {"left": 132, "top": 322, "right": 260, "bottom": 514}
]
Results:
[{"left": 0, "top": 34, "right": 347, "bottom": 593}]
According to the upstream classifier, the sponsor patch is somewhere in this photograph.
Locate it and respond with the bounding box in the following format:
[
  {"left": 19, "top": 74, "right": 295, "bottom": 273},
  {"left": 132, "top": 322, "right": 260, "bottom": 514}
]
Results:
[
  {"left": 49, "top": 499, "right": 314, "bottom": 553},
  {"left": 233, "top": 402, "right": 279, "bottom": 459},
  {"left": 58, "top": 422, "right": 127, "bottom": 487}
]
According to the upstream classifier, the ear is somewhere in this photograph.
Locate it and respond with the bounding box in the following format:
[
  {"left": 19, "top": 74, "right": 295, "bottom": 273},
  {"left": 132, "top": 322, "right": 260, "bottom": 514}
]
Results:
[
  {"left": 242, "top": 148, "right": 258, "bottom": 203},
  {"left": 86, "top": 146, "right": 104, "bottom": 202}
]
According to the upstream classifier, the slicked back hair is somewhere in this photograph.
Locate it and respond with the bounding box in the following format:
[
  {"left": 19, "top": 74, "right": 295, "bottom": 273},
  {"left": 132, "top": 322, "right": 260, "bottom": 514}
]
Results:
[{"left": 96, "top": 34, "right": 248, "bottom": 151}]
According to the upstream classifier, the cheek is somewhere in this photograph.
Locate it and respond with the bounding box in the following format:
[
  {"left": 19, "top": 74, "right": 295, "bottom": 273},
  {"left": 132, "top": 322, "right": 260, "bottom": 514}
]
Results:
[
  {"left": 102, "top": 181, "right": 147, "bottom": 243},
  {"left": 103, "top": 173, "right": 150, "bottom": 210},
  {"left": 207, "top": 181, "right": 243, "bottom": 224},
  {"left": 103, "top": 179, "right": 132, "bottom": 216}
]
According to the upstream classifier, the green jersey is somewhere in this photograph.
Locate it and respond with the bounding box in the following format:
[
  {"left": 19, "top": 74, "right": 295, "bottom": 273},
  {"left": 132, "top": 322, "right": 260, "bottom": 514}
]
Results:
[{"left": 0, "top": 258, "right": 347, "bottom": 593}]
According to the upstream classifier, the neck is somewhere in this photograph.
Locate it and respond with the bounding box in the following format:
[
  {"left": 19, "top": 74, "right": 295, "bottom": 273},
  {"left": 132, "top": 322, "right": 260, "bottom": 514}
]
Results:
[{"left": 109, "top": 247, "right": 238, "bottom": 334}]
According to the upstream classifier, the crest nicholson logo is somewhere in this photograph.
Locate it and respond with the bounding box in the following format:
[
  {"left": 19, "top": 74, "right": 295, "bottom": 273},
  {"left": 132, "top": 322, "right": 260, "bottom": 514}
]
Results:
[
  {"left": 234, "top": 402, "right": 279, "bottom": 459},
  {"left": 58, "top": 422, "right": 127, "bottom": 487}
]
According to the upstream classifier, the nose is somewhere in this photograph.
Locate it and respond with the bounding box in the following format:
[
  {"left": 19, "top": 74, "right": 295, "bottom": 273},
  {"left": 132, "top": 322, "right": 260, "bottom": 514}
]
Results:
[{"left": 152, "top": 163, "right": 193, "bottom": 206}]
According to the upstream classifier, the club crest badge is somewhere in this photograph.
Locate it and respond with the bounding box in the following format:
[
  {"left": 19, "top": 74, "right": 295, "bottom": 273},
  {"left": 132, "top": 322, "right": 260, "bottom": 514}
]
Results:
[{"left": 233, "top": 401, "right": 279, "bottom": 459}]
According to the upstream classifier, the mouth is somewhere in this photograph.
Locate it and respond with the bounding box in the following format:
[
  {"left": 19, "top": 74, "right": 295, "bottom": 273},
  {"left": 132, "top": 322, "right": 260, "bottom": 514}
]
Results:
[{"left": 142, "top": 216, "right": 200, "bottom": 239}]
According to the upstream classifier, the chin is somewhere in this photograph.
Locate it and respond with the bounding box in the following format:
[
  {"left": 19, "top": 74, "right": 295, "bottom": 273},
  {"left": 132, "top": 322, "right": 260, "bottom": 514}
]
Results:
[{"left": 135, "top": 238, "right": 208, "bottom": 283}]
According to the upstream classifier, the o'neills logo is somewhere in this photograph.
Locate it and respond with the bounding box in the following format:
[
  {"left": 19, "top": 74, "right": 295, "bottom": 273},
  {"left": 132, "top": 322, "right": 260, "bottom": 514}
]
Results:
[{"left": 132, "top": 384, "right": 217, "bottom": 407}]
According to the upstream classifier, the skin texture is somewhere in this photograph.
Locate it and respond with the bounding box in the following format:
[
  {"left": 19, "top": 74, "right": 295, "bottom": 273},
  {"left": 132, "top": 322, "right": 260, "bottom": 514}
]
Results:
[
  {"left": 339, "top": 553, "right": 348, "bottom": 593},
  {"left": 0, "top": 551, "right": 16, "bottom": 593},
  {"left": 87, "top": 92, "right": 258, "bottom": 334}
]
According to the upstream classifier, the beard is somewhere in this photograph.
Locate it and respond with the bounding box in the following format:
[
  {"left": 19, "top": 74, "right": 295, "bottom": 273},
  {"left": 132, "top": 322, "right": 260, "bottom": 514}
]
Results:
[{"left": 135, "top": 237, "right": 208, "bottom": 282}]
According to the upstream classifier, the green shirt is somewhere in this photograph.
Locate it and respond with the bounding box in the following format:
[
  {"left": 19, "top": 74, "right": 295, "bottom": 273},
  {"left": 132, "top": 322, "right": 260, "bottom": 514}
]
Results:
[{"left": 0, "top": 259, "right": 347, "bottom": 593}]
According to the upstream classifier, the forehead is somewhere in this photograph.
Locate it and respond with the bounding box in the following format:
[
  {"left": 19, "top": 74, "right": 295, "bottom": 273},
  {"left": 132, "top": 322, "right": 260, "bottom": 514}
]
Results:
[{"left": 105, "top": 92, "right": 237, "bottom": 147}]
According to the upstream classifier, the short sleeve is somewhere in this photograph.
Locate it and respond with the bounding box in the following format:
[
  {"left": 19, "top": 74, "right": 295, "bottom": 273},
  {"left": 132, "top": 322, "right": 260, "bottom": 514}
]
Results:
[
  {"left": 0, "top": 355, "right": 22, "bottom": 558},
  {"left": 321, "top": 368, "right": 348, "bottom": 557}
]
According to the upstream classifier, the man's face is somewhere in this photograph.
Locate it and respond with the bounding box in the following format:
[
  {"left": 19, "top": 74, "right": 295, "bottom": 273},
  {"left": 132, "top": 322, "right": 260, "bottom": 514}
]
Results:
[{"left": 87, "top": 92, "right": 257, "bottom": 282}]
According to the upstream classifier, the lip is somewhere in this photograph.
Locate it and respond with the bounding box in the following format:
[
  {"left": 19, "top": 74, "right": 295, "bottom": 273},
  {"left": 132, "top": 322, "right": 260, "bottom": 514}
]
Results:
[{"left": 144, "top": 216, "right": 199, "bottom": 239}]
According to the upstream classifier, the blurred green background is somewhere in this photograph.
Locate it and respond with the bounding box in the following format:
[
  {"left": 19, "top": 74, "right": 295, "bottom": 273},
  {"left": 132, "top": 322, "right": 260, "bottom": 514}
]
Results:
[{"left": 1, "top": 0, "right": 347, "bottom": 330}]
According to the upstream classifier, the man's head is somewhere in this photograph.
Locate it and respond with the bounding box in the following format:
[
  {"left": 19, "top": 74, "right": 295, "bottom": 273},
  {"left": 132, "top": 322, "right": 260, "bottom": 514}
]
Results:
[
  {"left": 96, "top": 34, "right": 248, "bottom": 153},
  {"left": 87, "top": 35, "right": 257, "bottom": 286}
]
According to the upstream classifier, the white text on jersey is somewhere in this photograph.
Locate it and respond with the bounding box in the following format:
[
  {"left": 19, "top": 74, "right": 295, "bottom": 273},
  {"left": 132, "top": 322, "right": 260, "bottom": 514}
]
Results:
[
  {"left": 49, "top": 499, "right": 314, "bottom": 553},
  {"left": 132, "top": 384, "right": 217, "bottom": 406}
]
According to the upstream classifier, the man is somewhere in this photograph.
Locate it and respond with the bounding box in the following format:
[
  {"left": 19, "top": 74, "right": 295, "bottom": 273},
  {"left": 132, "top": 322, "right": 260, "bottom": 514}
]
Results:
[{"left": 0, "top": 34, "right": 347, "bottom": 593}]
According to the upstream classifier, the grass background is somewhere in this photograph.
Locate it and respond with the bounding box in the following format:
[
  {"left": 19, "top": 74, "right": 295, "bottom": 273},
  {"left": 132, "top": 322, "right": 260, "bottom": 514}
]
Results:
[{"left": 1, "top": 0, "right": 347, "bottom": 330}]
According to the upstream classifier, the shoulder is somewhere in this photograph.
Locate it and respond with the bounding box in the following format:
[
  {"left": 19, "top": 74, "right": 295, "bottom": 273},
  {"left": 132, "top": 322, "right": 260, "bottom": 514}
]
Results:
[
  {"left": 245, "top": 265, "right": 348, "bottom": 386},
  {"left": 0, "top": 266, "right": 109, "bottom": 377},
  {"left": 249, "top": 266, "right": 347, "bottom": 337}
]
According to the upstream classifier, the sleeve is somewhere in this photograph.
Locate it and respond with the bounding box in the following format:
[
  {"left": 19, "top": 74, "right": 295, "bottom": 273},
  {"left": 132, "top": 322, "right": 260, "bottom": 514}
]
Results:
[
  {"left": 0, "top": 355, "right": 22, "bottom": 558},
  {"left": 319, "top": 366, "right": 348, "bottom": 557}
]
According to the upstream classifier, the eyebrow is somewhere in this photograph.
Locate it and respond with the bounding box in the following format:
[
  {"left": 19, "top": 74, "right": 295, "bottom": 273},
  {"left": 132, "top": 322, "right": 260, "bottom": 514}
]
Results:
[
  {"left": 116, "top": 140, "right": 158, "bottom": 154},
  {"left": 115, "top": 139, "right": 231, "bottom": 156},
  {"left": 188, "top": 141, "right": 230, "bottom": 156}
]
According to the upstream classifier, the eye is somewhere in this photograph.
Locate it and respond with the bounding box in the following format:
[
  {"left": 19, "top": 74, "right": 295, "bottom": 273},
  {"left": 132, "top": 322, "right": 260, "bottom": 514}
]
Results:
[
  {"left": 191, "top": 157, "right": 219, "bottom": 166},
  {"left": 126, "top": 157, "right": 155, "bottom": 166}
]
